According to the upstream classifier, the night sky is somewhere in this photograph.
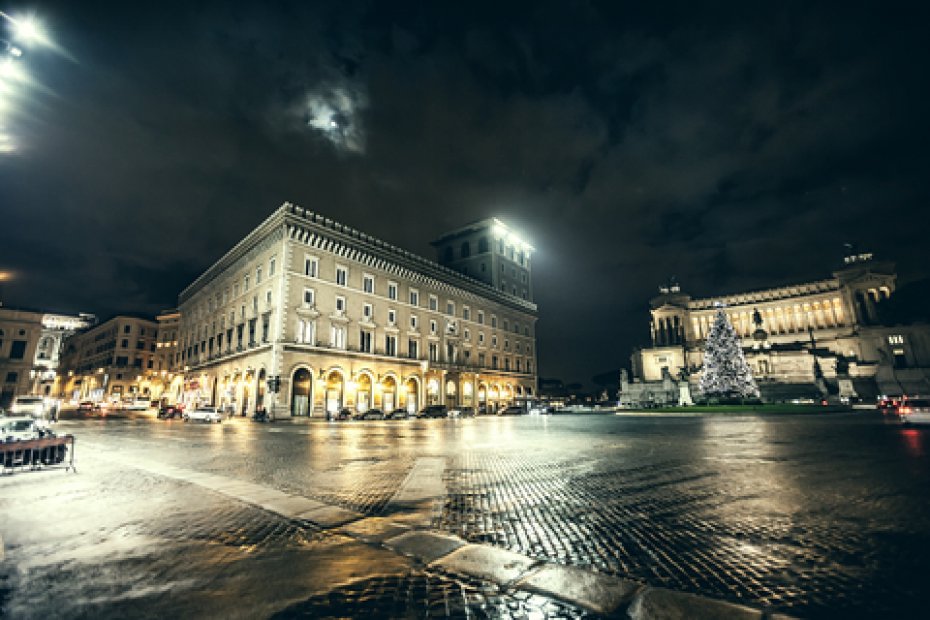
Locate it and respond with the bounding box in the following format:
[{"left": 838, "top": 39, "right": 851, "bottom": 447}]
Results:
[{"left": 2, "top": 1, "right": 929, "bottom": 387}]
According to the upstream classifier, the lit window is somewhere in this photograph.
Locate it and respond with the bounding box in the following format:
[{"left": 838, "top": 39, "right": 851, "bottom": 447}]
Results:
[{"left": 888, "top": 334, "right": 905, "bottom": 345}]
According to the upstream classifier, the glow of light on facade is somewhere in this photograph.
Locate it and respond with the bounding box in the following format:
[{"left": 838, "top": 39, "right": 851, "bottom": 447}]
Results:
[{"left": 490, "top": 218, "right": 535, "bottom": 252}]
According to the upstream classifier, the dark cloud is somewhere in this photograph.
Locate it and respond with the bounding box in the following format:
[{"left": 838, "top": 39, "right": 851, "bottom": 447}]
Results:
[{"left": 1, "top": 0, "right": 928, "bottom": 386}]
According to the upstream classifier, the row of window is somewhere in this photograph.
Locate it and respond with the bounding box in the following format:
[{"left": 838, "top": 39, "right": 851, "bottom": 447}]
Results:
[
  {"left": 294, "top": 319, "right": 534, "bottom": 373},
  {"left": 301, "top": 266, "right": 532, "bottom": 335},
  {"left": 442, "top": 236, "right": 529, "bottom": 267}
]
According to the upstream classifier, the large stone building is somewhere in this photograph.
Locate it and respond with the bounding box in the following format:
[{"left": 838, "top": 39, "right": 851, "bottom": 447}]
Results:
[
  {"left": 59, "top": 315, "right": 160, "bottom": 403},
  {"left": 627, "top": 252, "right": 930, "bottom": 403},
  {"left": 177, "top": 202, "right": 539, "bottom": 417},
  {"left": 0, "top": 307, "right": 95, "bottom": 408}
]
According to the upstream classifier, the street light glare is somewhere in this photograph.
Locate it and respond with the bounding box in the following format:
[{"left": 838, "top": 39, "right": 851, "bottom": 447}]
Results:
[{"left": 11, "top": 16, "right": 46, "bottom": 45}]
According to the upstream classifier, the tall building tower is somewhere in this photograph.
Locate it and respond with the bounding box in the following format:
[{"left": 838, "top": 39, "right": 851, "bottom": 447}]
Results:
[{"left": 431, "top": 218, "right": 535, "bottom": 303}]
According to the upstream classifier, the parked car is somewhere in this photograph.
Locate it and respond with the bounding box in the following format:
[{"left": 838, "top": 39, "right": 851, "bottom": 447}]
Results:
[
  {"left": 157, "top": 404, "right": 184, "bottom": 419},
  {"left": 878, "top": 397, "right": 903, "bottom": 415},
  {"left": 899, "top": 398, "right": 930, "bottom": 425},
  {"left": 78, "top": 401, "right": 96, "bottom": 411},
  {"left": 184, "top": 407, "right": 223, "bottom": 423},
  {"left": 417, "top": 405, "right": 448, "bottom": 419},
  {"left": 334, "top": 408, "right": 353, "bottom": 421},
  {"left": 499, "top": 405, "right": 526, "bottom": 416},
  {"left": 358, "top": 408, "right": 385, "bottom": 420},
  {"left": 1, "top": 417, "right": 55, "bottom": 442},
  {"left": 386, "top": 408, "right": 410, "bottom": 420},
  {"left": 10, "top": 395, "right": 47, "bottom": 418},
  {"left": 449, "top": 406, "right": 476, "bottom": 417}
]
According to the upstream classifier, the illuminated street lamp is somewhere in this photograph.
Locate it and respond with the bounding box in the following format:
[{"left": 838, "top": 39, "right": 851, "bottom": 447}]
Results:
[{"left": 0, "top": 11, "right": 53, "bottom": 154}]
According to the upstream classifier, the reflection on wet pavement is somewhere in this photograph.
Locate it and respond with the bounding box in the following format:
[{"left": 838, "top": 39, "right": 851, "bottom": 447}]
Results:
[{"left": 1, "top": 411, "right": 928, "bottom": 618}]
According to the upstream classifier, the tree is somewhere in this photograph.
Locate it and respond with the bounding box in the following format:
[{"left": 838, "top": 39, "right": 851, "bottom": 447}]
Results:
[{"left": 699, "top": 307, "right": 760, "bottom": 400}]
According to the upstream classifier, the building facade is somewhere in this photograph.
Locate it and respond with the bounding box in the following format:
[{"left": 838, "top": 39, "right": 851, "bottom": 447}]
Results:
[
  {"left": 628, "top": 252, "right": 930, "bottom": 402},
  {"left": 59, "top": 315, "right": 160, "bottom": 403},
  {"left": 0, "top": 307, "right": 95, "bottom": 408},
  {"left": 153, "top": 308, "right": 182, "bottom": 404},
  {"left": 177, "top": 202, "right": 538, "bottom": 417}
]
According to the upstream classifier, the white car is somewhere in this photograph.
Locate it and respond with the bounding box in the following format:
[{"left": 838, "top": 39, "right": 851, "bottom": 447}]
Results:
[
  {"left": 184, "top": 407, "right": 223, "bottom": 423},
  {"left": 10, "top": 396, "right": 47, "bottom": 418},
  {"left": 0, "top": 417, "right": 48, "bottom": 442},
  {"left": 898, "top": 398, "right": 930, "bottom": 426}
]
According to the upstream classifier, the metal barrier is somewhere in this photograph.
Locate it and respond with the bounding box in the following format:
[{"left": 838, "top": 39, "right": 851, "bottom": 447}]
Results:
[{"left": 0, "top": 435, "right": 76, "bottom": 474}]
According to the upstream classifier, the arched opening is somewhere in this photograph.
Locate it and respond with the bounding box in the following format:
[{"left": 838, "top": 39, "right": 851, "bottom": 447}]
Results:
[
  {"left": 291, "top": 368, "right": 312, "bottom": 416},
  {"left": 427, "top": 378, "right": 440, "bottom": 405},
  {"left": 381, "top": 376, "right": 397, "bottom": 412},
  {"left": 445, "top": 380, "right": 457, "bottom": 407},
  {"left": 241, "top": 370, "right": 254, "bottom": 416},
  {"left": 325, "top": 371, "right": 344, "bottom": 415},
  {"left": 405, "top": 378, "right": 420, "bottom": 413},
  {"left": 355, "top": 373, "right": 372, "bottom": 412},
  {"left": 256, "top": 369, "right": 267, "bottom": 409},
  {"left": 460, "top": 241, "right": 471, "bottom": 258}
]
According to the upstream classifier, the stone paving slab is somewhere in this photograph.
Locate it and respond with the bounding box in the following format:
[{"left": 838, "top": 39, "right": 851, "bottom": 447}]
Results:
[
  {"left": 431, "top": 543, "right": 539, "bottom": 586},
  {"left": 518, "top": 563, "right": 643, "bottom": 615},
  {"left": 295, "top": 505, "right": 364, "bottom": 528},
  {"left": 627, "top": 586, "right": 763, "bottom": 620},
  {"left": 259, "top": 496, "right": 328, "bottom": 518},
  {"left": 336, "top": 517, "right": 411, "bottom": 543},
  {"left": 384, "top": 531, "right": 466, "bottom": 564}
]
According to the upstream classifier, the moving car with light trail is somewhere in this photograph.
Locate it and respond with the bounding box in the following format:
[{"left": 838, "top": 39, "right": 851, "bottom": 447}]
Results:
[{"left": 898, "top": 398, "right": 930, "bottom": 425}]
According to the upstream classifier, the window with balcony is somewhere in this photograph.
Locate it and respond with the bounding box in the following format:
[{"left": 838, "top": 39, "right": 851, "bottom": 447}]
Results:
[
  {"left": 429, "top": 342, "right": 439, "bottom": 362},
  {"left": 408, "top": 339, "right": 419, "bottom": 359},
  {"left": 331, "top": 325, "right": 346, "bottom": 349},
  {"left": 360, "top": 330, "right": 373, "bottom": 353},
  {"left": 386, "top": 335, "right": 397, "bottom": 356}
]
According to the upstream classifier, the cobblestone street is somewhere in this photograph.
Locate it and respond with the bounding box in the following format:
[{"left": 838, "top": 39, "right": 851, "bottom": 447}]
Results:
[{"left": 2, "top": 410, "right": 928, "bottom": 618}]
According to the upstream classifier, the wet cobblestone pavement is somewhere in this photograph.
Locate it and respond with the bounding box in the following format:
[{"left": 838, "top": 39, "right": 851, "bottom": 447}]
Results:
[
  {"left": 274, "top": 570, "right": 600, "bottom": 619},
  {"left": 2, "top": 410, "right": 929, "bottom": 618}
]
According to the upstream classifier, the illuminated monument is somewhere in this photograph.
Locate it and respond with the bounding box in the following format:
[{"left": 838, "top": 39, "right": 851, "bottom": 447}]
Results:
[{"left": 625, "top": 251, "right": 930, "bottom": 404}]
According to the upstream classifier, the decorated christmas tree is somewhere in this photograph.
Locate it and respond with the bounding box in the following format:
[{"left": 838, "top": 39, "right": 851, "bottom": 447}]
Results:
[{"left": 699, "top": 307, "right": 760, "bottom": 400}]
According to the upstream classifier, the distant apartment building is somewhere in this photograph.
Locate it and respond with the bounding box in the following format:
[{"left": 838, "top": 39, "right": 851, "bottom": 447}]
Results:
[
  {"left": 59, "top": 315, "right": 160, "bottom": 402},
  {"left": 177, "top": 202, "right": 539, "bottom": 417},
  {"left": 0, "top": 307, "right": 95, "bottom": 408},
  {"left": 154, "top": 308, "right": 182, "bottom": 403}
]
